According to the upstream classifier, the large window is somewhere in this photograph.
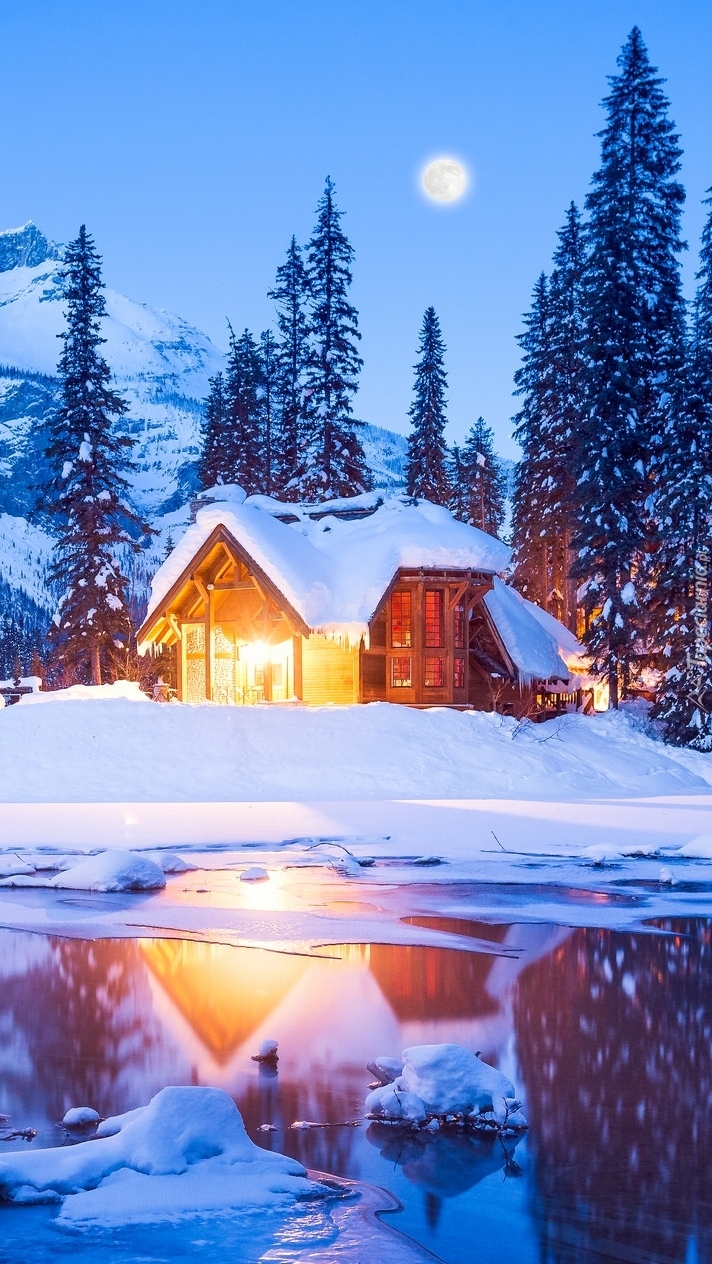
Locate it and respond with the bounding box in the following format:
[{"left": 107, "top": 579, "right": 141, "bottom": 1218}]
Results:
[
  {"left": 425, "top": 590, "right": 444, "bottom": 647},
  {"left": 391, "top": 591, "right": 412, "bottom": 647},
  {"left": 424, "top": 656, "right": 444, "bottom": 687},
  {"left": 454, "top": 601, "right": 466, "bottom": 650},
  {"left": 391, "top": 656, "right": 412, "bottom": 688},
  {"left": 454, "top": 657, "right": 465, "bottom": 689}
]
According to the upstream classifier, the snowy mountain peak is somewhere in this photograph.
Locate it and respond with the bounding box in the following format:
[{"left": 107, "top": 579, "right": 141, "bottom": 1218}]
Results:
[{"left": 0, "top": 223, "right": 61, "bottom": 273}]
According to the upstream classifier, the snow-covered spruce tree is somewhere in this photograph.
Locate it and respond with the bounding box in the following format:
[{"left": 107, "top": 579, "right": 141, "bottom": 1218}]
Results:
[
  {"left": 222, "top": 325, "right": 264, "bottom": 494},
  {"left": 267, "top": 236, "right": 311, "bottom": 494},
  {"left": 543, "top": 204, "right": 586, "bottom": 627},
  {"left": 41, "top": 226, "right": 147, "bottom": 686},
  {"left": 511, "top": 207, "right": 585, "bottom": 626},
  {"left": 405, "top": 306, "right": 451, "bottom": 504},
  {"left": 449, "top": 418, "right": 506, "bottom": 537},
  {"left": 295, "top": 178, "right": 370, "bottom": 500},
  {"left": 651, "top": 191, "right": 712, "bottom": 746},
  {"left": 572, "top": 28, "right": 687, "bottom": 707},
  {"left": 258, "top": 329, "right": 279, "bottom": 496},
  {"left": 198, "top": 370, "right": 228, "bottom": 489},
  {"left": 511, "top": 274, "right": 554, "bottom": 608}
]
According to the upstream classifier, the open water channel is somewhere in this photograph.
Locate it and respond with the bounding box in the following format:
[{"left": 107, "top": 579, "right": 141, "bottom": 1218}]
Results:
[{"left": 0, "top": 915, "right": 710, "bottom": 1263}]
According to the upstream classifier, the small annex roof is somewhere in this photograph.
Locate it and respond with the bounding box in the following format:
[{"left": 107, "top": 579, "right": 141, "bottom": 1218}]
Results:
[
  {"left": 145, "top": 488, "right": 512, "bottom": 642},
  {"left": 483, "top": 578, "right": 571, "bottom": 684}
]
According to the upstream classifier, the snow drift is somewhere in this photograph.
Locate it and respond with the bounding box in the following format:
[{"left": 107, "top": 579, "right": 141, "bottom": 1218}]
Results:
[{"left": 0, "top": 1086, "right": 323, "bottom": 1226}]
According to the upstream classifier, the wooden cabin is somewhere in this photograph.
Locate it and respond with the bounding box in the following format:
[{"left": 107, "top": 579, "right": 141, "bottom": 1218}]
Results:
[{"left": 137, "top": 489, "right": 578, "bottom": 713}]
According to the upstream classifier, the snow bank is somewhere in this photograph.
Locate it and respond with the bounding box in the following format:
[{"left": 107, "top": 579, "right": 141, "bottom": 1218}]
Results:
[
  {"left": 19, "top": 680, "right": 148, "bottom": 705},
  {"left": 365, "top": 1045, "right": 520, "bottom": 1126},
  {"left": 0, "top": 1086, "right": 322, "bottom": 1226},
  {"left": 2, "top": 696, "right": 711, "bottom": 806}
]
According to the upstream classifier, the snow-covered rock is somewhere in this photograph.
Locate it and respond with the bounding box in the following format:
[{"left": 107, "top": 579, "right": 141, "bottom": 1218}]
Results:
[
  {"left": 240, "top": 866, "right": 269, "bottom": 882},
  {"left": 365, "top": 1044, "right": 516, "bottom": 1124},
  {"left": 62, "top": 1107, "right": 100, "bottom": 1128},
  {"left": 0, "top": 1086, "right": 322, "bottom": 1226},
  {"left": 49, "top": 850, "right": 166, "bottom": 892}
]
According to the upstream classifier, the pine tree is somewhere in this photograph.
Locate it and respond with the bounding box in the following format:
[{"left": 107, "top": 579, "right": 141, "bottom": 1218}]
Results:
[
  {"left": 198, "top": 370, "right": 228, "bottom": 489},
  {"left": 295, "top": 178, "right": 370, "bottom": 500},
  {"left": 267, "top": 236, "right": 311, "bottom": 493},
  {"left": 405, "top": 307, "right": 451, "bottom": 503},
  {"left": 511, "top": 207, "right": 585, "bottom": 625},
  {"left": 511, "top": 274, "right": 553, "bottom": 608},
  {"left": 258, "top": 329, "right": 279, "bottom": 496},
  {"left": 651, "top": 191, "right": 712, "bottom": 746},
  {"left": 40, "top": 226, "right": 147, "bottom": 686},
  {"left": 222, "top": 325, "right": 264, "bottom": 493},
  {"left": 450, "top": 418, "right": 507, "bottom": 537},
  {"left": 572, "top": 28, "right": 687, "bottom": 707}
]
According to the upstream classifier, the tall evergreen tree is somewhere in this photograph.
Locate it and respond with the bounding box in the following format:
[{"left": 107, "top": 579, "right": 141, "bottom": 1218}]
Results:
[
  {"left": 295, "top": 178, "right": 370, "bottom": 500},
  {"left": 40, "top": 226, "right": 147, "bottom": 685},
  {"left": 511, "top": 206, "right": 585, "bottom": 626},
  {"left": 405, "top": 306, "right": 451, "bottom": 503},
  {"left": 450, "top": 418, "right": 507, "bottom": 537},
  {"left": 258, "top": 329, "right": 279, "bottom": 496},
  {"left": 198, "top": 370, "right": 228, "bottom": 489},
  {"left": 572, "top": 28, "right": 687, "bottom": 707},
  {"left": 222, "top": 325, "right": 264, "bottom": 493},
  {"left": 511, "top": 274, "right": 553, "bottom": 608},
  {"left": 651, "top": 190, "right": 712, "bottom": 746},
  {"left": 267, "top": 236, "right": 311, "bottom": 493}
]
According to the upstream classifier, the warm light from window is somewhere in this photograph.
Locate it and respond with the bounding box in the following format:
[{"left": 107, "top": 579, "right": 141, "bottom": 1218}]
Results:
[
  {"left": 424, "top": 656, "right": 444, "bottom": 687},
  {"left": 391, "top": 656, "right": 412, "bottom": 687},
  {"left": 391, "top": 591, "right": 412, "bottom": 647},
  {"left": 425, "top": 590, "right": 444, "bottom": 647}
]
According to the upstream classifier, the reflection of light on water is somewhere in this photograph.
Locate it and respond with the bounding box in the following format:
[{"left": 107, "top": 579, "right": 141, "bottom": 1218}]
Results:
[{"left": 139, "top": 939, "right": 307, "bottom": 1063}]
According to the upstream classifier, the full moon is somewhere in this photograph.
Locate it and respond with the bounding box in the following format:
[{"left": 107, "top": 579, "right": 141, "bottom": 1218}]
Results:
[{"left": 422, "top": 158, "right": 468, "bottom": 203}]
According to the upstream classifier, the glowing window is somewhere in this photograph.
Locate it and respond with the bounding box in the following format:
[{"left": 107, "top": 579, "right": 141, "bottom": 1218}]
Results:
[
  {"left": 424, "top": 657, "right": 444, "bottom": 687},
  {"left": 454, "top": 657, "right": 465, "bottom": 689},
  {"left": 454, "top": 601, "right": 465, "bottom": 649},
  {"left": 391, "top": 592, "right": 412, "bottom": 647},
  {"left": 425, "top": 590, "right": 444, "bottom": 647},
  {"left": 391, "top": 657, "right": 412, "bottom": 688}
]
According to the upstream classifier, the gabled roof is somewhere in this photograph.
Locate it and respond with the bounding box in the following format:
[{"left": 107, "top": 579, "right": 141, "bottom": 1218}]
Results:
[{"left": 144, "top": 488, "right": 512, "bottom": 642}]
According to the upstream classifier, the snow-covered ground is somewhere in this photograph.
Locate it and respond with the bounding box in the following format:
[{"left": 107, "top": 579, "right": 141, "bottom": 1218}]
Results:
[{"left": 1, "top": 693, "right": 712, "bottom": 945}]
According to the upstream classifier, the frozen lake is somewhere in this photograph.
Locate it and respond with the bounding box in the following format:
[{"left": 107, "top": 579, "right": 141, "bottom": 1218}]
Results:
[{"left": 0, "top": 917, "right": 709, "bottom": 1262}]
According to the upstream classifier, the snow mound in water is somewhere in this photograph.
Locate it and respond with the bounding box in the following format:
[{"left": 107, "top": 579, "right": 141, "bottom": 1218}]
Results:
[
  {"left": 366, "top": 1044, "right": 516, "bottom": 1122},
  {"left": 0, "top": 1086, "right": 323, "bottom": 1226},
  {"left": 679, "top": 833, "right": 712, "bottom": 859},
  {"left": 50, "top": 850, "right": 166, "bottom": 892}
]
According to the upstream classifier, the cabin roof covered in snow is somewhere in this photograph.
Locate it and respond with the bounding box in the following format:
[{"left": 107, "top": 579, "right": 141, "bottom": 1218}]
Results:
[
  {"left": 483, "top": 578, "right": 571, "bottom": 683},
  {"left": 145, "top": 489, "right": 512, "bottom": 638}
]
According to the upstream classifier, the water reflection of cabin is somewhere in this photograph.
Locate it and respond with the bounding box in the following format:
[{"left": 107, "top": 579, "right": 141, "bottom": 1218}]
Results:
[{"left": 137, "top": 489, "right": 580, "bottom": 715}]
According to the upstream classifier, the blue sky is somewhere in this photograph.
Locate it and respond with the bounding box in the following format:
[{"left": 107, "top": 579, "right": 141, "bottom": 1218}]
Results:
[{"left": 2, "top": 0, "right": 711, "bottom": 458}]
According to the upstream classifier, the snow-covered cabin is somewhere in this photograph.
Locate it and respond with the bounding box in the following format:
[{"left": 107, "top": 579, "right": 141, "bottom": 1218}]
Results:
[{"left": 137, "top": 488, "right": 580, "bottom": 713}]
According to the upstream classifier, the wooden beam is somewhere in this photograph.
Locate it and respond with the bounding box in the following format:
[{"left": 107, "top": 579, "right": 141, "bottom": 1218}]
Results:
[
  {"left": 167, "top": 614, "right": 182, "bottom": 641},
  {"left": 448, "top": 582, "right": 469, "bottom": 611},
  {"left": 205, "top": 585, "right": 213, "bottom": 702},
  {"left": 212, "top": 580, "right": 255, "bottom": 591}
]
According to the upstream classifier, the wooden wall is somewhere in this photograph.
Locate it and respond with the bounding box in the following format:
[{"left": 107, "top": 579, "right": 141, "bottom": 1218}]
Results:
[{"left": 301, "top": 635, "right": 359, "bottom": 705}]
